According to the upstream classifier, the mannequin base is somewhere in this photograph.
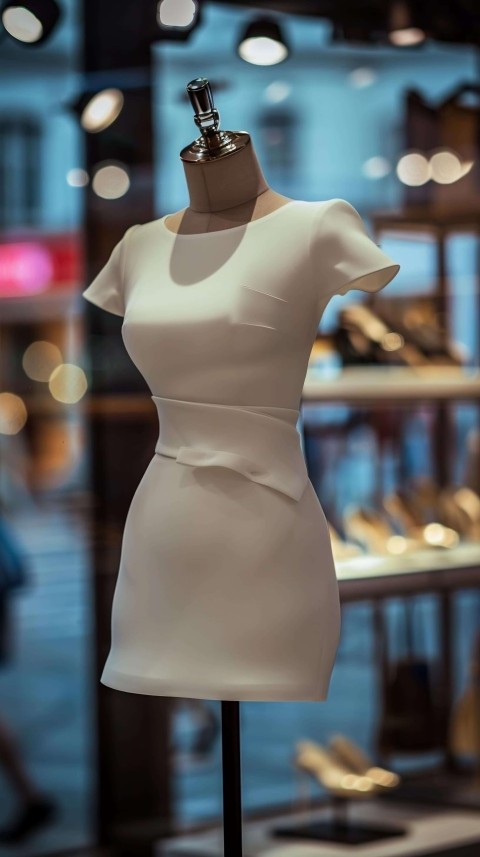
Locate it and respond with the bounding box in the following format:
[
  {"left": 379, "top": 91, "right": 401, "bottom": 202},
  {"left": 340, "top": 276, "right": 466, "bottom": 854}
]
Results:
[
  {"left": 272, "top": 818, "right": 407, "bottom": 845},
  {"left": 273, "top": 793, "right": 406, "bottom": 844}
]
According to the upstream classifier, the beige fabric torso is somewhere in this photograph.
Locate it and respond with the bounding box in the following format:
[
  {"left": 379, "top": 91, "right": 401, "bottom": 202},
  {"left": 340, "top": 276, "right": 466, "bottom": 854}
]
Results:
[{"left": 81, "top": 197, "right": 399, "bottom": 701}]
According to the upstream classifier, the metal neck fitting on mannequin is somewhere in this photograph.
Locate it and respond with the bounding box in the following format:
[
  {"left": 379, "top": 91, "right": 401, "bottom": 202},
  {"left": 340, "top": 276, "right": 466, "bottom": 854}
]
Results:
[{"left": 180, "top": 77, "right": 249, "bottom": 163}]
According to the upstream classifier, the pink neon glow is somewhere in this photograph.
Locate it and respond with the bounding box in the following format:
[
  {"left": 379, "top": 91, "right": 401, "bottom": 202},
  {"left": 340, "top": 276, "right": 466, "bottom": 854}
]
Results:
[{"left": 0, "top": 243, "right": 54, "bottom": 296}]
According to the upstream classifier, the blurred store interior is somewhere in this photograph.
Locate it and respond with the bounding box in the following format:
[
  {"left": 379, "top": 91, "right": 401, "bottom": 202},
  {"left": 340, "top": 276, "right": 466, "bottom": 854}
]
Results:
[{"left": 0, "top": 0, "right": 480, "bottom": 855}]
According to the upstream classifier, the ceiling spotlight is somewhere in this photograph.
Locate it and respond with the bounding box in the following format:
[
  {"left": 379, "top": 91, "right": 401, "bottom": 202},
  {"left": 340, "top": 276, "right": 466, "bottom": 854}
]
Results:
[
  {"left": 388, "top": 1, "right": 426, "bottom": 47},
  {"left": 72, "top": 88, "right": 124, "bottom": 133},
  {"left": 156, "top": 0, "right": 201, "bottom": 42},
  {"left": 238, "top": 17, "right": 289, "bottom": 66},
  {"left": 157, "top": 0, "right": 198, "bottom": 28},
  {"left": 1, "top": 0, "right": 61, "bottom": 45}
]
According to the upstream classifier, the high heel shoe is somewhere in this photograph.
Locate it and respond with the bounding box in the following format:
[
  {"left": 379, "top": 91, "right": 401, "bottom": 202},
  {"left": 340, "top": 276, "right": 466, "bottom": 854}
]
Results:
[
  {"left": 383, "top": 490, "right": 459, "bottom": 549},
  {"left": 374, "top": 302, "right": 464, "bottom": 367},
  {"left": 328, "top": 734, "right": 401, "bottom": 791},
  {"left": 343, "top": 506, "right": 421, "bottom": 556},
  {"left": 408, "top": 478, "right": 480, "bottom": 541},
  {"left": 334, "top": 305, "right": 426, "bottom": 368},
  {"left": 294, "top": 740, "right": 379, "bottom": 800},
  {"left": 437, "top": 486, "right": 480, "bottom": 541}
]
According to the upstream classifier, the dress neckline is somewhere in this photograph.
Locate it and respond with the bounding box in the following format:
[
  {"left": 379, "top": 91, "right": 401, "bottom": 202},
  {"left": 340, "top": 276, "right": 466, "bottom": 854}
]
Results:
[{"left": 159, "top": 199, "right": 302, "bottom": 238}]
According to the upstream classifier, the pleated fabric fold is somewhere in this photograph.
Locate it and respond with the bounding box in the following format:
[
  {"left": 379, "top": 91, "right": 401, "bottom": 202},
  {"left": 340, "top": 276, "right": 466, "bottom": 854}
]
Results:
[{"left": 151, "top": 395, "right": 309, "bottom": 502}]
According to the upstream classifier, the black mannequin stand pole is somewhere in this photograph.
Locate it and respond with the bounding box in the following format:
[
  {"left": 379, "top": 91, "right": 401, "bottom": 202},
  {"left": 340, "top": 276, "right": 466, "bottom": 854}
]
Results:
[{"left": 221, "top": 701, "right": 243, "bottom": 857}]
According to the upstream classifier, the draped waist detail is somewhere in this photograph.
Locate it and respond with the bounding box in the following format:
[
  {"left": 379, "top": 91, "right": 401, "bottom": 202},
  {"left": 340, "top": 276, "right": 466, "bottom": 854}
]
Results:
[{"left": 151, "top": 395, "right": 309, "bottom": 502}]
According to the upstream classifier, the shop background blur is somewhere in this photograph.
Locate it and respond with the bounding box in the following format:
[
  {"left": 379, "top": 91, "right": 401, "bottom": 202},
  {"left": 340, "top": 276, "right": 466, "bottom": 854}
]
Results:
[{"left": 0, "top": 1, "right": 479, "bottom": 855}]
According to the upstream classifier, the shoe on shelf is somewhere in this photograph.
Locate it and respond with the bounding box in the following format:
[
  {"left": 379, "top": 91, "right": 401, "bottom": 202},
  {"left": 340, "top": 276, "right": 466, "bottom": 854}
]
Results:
[
  {"left": 328, "top": 523, "right": 363, "bottom": 561},
  {"left": 383, "top": 489, "right": 425, "bottom": 531},
  {"left": 294, "top": 739, "right": 379, "bottom": 800},
  {"left": 409, "top": 477, "right": 480, "bottom": 541},
  {"left": 0, "top": 794, "right": 57, "bottom": 844},
  {"left": 337, "top": 304, "right": 427, "bottom": 367},
  {"left": 343, "top": 506, "right": 421, "bottom": 556},
  {"left": 373, "top": 302, "right": 464, "bottom": 366},
  {"left": 437, "top": 486, "right": 480, "bottom": 541},
  {"left": 383, "top": 491, "right": 459, "bottom": 549},
  {"left": 328, "top": 734, "right": 401, "bottom": 791}
]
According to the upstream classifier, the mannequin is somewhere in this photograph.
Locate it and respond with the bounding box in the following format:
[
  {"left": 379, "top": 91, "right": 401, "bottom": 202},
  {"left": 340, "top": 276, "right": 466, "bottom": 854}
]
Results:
[
  {"left": 82, "top": 77, "right": 400, "bottom": 856},
  {"left": 163, "top": 77, "right": 291, "bottom": 234}
]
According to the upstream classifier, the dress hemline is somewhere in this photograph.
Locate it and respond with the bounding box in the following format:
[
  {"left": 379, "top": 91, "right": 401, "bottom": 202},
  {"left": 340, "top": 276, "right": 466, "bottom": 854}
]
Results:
[{"left": 100, "top": 665, "right": 330, "bottom": 702}]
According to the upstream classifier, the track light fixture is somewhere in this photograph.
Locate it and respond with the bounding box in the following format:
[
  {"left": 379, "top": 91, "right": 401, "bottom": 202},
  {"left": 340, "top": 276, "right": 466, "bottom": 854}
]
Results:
[
  {"left": 387, "top": 0, "right": 426, "bottom": 47},
  {"left": 156, "top": 0, "right": 201, "bottom": 43},
  {"left": 238, "top": 17, "right": 289, "bottom": 66},
  {"left": 71, "top": 88, "right": 125, "bottom": 134},
  {"left": 1, "top": 0, "right": 61, "bottom": 45}
]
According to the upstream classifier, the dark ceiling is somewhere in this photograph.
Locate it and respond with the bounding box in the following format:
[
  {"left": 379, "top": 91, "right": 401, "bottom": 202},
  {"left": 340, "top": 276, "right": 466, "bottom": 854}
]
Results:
[{"left": 212, "top": 0, "right": 480, "bottom": 47}]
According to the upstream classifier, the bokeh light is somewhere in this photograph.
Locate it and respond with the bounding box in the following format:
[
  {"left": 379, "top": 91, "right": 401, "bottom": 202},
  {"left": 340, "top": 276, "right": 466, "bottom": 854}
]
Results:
[
  {"left": 239, "top": 36, "right": 288, "bottom": 66},
  {"left": 80, "top": 89, "right": 124, "bottom": 133},
  {"left": 396, "top": 151, "right": 431, "bottom": 186},
  {"left": 381, "top": 332, "right": 404, "bottom": 351},
  {"left": 0, "top": 392, "right": 28, "bottom": 435},
  {"left": 2, "top": 6, "right": 43, "bottom": 43},
  {"left": 67, "top": 168, "right": 89, "bottom": 187},
  {"left": 430, "top": 149, "right": 464, "bottom": 184},
  {"left": 264, "top": 81, "right": 291, "bottom": 103},
  {"left": 92, "top": 163, "right": 130, "bottom": 199},
  {"left": 389, "top": 27, "right": 425, "bottom": 47},
  {"left": 349, "top": 67, "right": 377, "bottom": 88},
  {"left": 48, "top": 364, "right": 88, "bottom": 404},
  {"left": 362, "top": 156, "right": 391, "bottom": 179},
  {"left": 22, "top": 340, "right": 63, "bottom": 381},
  {"left": 157, "top": 0, "right": 197, "bottom": 28}
]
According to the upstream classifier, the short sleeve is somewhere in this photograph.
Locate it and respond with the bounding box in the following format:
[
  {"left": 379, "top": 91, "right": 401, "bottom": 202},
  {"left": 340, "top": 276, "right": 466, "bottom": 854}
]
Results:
[
  {"left": 82, "top": 224, "right": 138, "bottom": 317},
  {"left": 311, "top": 198, "right": 400, "bottom": 306}
]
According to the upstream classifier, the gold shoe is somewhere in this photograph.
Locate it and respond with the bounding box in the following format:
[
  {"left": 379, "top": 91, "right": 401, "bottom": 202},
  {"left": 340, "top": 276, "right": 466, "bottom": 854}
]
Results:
[
  {"left": 328, "top": 734, "right": 401, "bottom": 791},
  {"left": 294, "top": 740, "right": 379, "bottom": 800},
  {"left": 438, "top": 486, "right": 480, "bottom": 541},
  {"left": 343, "top": 506, "right": 420, "bottom": 556},
  {"left": 384, "top": 491, "right": 459, "bottom": 549}
]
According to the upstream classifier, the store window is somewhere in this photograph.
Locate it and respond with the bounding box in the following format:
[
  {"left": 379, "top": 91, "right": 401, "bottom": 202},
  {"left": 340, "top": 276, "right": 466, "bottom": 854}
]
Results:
[
  {"left": 0, "top": 117, "right": 42, "bottom": 227},
  {"left": 257, "top": 108, "right": 296, "bottom": 177}
]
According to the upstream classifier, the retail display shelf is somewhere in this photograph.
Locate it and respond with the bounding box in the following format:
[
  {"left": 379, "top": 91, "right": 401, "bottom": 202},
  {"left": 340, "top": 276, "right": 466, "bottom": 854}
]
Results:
[
  {"left": 157, "top": 800, "right": 480, "bottom": 857},
  {"left": 334, "top": 542, "right": 480, "bottom": 600},
  {"left": 371, "top": 205, "right": 480, "bottom": 234},
  {"left": 303, "top": 366, "right": 480, "bottom": 403},
  {"left": 336, "top": 541, "right": 480, "bottom": 580}
]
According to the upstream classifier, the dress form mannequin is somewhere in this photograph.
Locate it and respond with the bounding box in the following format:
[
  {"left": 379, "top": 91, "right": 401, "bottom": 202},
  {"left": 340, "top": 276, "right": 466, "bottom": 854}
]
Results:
[
  {"left": 164, "top": 77, "right": 292, "bottom": 237},
  {"left": 82, "top": 75, "right": 400, "bottom": 857}
]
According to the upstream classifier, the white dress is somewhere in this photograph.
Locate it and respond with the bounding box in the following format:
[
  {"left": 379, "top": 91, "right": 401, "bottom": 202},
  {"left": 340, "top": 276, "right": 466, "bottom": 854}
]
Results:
[{"left": 82, "top": 198, "right": 400, "bottom": 701}]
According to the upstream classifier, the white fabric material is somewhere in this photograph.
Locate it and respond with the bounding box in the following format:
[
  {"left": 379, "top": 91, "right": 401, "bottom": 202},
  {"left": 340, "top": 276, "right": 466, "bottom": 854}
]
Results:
[
  {"left": 152, "top": 395, "right": 309, "bottom": 501},
  {"left": 82, "top": 198, "right": 400, "bottom": 701}
]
